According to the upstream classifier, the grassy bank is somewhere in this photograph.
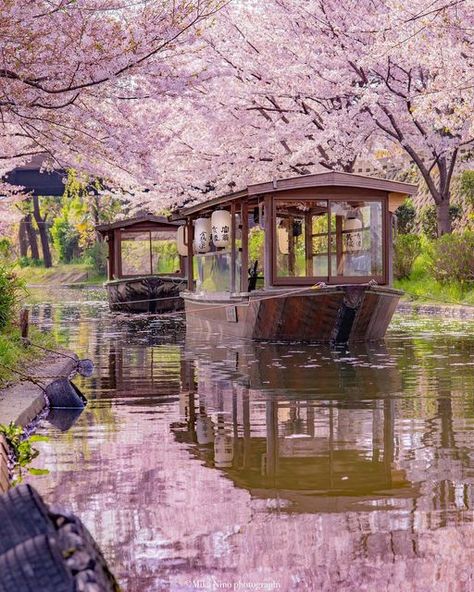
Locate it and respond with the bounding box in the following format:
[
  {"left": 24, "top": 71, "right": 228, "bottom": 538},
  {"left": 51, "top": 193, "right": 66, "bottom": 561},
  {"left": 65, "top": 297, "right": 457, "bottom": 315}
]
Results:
[
  {"left": 16, "top": 263, "right": 106, "bottom": 286},
  {"left": 0, "top": 327, "right": 56, "bottom": 387},
  {"left": 394, "top": 253, "right": 474, "bottom": 306}
]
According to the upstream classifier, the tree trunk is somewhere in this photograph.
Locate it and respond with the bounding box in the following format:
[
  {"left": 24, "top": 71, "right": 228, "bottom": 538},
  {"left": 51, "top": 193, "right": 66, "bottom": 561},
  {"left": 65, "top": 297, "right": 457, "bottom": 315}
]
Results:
[
  {"left": 32, "top": 195, "right": 52, "bottom": 268},
  {"left": 24, "top": 213, "right": 40, "bottom": 260},
  {"left": 437, "top": 199, "right": 452, "bottom": 236},
  {"left": 18, "top": 218, "right": 29, "bottom": 258}
]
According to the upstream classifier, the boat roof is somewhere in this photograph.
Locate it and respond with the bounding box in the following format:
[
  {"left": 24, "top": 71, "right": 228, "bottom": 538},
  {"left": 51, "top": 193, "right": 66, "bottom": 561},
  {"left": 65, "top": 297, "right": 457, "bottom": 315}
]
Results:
[
  {"left": 172, "top": 171, "right": 417, "bottom": 219},
  {"left": 96, "top": 214, "right": 179, "bottom": 234}
]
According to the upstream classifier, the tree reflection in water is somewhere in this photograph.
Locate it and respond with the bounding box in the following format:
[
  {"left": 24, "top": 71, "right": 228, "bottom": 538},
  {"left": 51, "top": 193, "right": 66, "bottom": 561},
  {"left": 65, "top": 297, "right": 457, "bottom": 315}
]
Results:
[{"left": 24, "top": 291, "right": 474, "bottom": 591}]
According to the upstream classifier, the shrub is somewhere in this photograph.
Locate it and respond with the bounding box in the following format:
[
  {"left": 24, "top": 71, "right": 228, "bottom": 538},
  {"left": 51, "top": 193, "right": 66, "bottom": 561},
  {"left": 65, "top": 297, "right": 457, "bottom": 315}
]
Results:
[
  {"left": 0, "top": 267, "right": 26, "bottom": 330},
  {"left": 395, "top": 199, "right": 416, "bottom": 234},
  {"left": 50, "top": 217, "right": 79, "bottom": 263},
  {"left": 83, "top": 241, "right": 107, "bottom": 275},
  {"left": 0, "top": 238, "right": 12, "bottom": 262},
  {"left": 393, "top": 234, "right": 421, "bottom": 279},
  {"left": 419, "top": 204, "right": 462, "bottom": 238},
  {"left": 17, "top": 256, "right": 44, "bottom": 268},
  {"left": 426, "top": 232, "right": 474, "bottom": 283}
]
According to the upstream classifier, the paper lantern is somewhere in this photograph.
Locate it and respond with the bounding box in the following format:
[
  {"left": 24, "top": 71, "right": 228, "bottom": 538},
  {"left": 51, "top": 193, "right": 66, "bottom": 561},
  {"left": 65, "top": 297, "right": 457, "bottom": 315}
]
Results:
[
  {"left": 176, "top": 225, "right": 188, "bottom": 257},
  {"left": 194, "top": 217, "right": 211, "bottom": 253},
  {"left": 196, "top": 416, "right": 214, "bottom": 445},
  {"left": 344, "top": 217, "right": 363, "bottom": 251},
  {"left": 211, "top": 209, "right": 232, "bottom": 248},
  {"left": 214, "top": 434, "right": 233, "bottom": 468}
]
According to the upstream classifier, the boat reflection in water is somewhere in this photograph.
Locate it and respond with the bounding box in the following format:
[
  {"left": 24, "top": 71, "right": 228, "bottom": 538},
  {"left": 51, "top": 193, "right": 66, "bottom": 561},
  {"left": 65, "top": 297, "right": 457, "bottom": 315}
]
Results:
[{"left": 174, "top": 342, "right": 415, "bottom": 513}]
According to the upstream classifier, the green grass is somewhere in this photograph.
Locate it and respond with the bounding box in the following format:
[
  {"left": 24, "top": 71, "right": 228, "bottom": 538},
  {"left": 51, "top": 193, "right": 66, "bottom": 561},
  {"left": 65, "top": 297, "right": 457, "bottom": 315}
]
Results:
[
  {"left": 394, "top": 251, "right": 474, "bottom": 306},
  {"left": 16, "top": 263, "right": 106, "bottom": 286},
  {"left": 0, "top": 326, "right": 56, "bottom": 386}
]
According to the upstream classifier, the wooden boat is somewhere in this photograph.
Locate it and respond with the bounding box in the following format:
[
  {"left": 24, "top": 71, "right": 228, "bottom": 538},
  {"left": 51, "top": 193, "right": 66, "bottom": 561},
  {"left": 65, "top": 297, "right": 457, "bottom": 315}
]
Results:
[
  {"left": 173, "top": 171, "right": 416, "bottom": 342},
  {"left": 96, "top": 214, "right": 186, "bottom": 313}
]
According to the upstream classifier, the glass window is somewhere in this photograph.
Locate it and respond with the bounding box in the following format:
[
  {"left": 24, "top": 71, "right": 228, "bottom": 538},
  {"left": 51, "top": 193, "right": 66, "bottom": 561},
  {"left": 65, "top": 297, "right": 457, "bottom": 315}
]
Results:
[
  {"left": 120, "top": 230, "right": 181, "bottom": 277},
  {"left": 151, "top": 231, "right": 180, "bottom": 274},
  {"left": 275, "top": 200, "right": 330, "bottom": 278},
  {"left": 121, "top": 231, "right": 151, "bottom": 276},
  {"left": 329, "top": 201, "right": 383, "bottom": 278},
  {"left": 196, "top": 251, "right": 241, "bottom": 293},
  {"left": 274, "top": 198, "right": 384, "bottom": 281}
]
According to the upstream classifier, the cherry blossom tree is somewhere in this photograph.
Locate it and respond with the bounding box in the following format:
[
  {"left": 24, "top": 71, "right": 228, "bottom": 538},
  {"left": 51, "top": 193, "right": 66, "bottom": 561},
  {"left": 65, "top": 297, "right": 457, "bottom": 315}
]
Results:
[
  {"left": 0, "top": 0, "right": 225, "bottom": 189},
  {"left": 156, "top": 0, "right": 473, "bottom": 235}
]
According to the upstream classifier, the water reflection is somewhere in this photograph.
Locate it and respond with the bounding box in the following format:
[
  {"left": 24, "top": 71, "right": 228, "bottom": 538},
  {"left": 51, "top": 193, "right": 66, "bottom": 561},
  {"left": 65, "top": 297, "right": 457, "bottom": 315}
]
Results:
[
  {"left": 174, "top": 364, "right": 413, "bottom": 511},
  {"left": 24, "top": 290, "right": 474, "bottom": 591}
]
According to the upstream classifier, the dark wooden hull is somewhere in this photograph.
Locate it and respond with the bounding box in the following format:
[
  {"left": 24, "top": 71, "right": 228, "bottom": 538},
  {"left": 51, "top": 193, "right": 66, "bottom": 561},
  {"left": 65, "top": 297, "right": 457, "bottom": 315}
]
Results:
[
  {"left": 106, "top": 276, "right": 186, "bottom": 313},
  {"left": 184, "top": 285, "right": 402, "bottom": 342}
]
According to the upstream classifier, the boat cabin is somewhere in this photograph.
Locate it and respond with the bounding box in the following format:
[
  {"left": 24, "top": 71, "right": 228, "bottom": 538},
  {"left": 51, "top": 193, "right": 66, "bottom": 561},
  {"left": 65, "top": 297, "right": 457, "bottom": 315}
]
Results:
[
  {"left": 173, "top": 172, "right": 417, "bottom": 342},
  {"left": 96, "top": 214, "right": 186, "bottom": 313},
  {"left": 175, "top": 172, "right": 416, "bottom": 294},
  {"left": 96, "top": 214, "right": 185, "bottom": 281}
]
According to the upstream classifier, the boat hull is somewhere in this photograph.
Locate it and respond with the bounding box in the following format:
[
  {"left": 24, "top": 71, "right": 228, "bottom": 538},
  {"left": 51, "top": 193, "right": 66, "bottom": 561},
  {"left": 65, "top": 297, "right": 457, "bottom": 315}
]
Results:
[
  {"left": 106, "top": 276, "right": 186, "bottom": 313},
  {"left": 183, "top": 285, "right": 402, "bottom": 342}
]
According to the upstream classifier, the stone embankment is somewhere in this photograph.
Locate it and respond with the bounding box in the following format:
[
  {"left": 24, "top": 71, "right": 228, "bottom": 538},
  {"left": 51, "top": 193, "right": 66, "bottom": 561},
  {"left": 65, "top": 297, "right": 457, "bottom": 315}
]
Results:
[{"left": 0, "top": 350, "right": 78, "bottom": 494}]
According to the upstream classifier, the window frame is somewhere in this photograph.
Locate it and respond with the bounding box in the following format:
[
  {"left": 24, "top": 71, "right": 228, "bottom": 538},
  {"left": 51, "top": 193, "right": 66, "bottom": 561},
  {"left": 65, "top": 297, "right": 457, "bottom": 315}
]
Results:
[
  {"left": 270, "top": 194, "right": 388, "bottom": 286},
  {"left": 116, "top": 226, "right": 184, "bottom": 279}
]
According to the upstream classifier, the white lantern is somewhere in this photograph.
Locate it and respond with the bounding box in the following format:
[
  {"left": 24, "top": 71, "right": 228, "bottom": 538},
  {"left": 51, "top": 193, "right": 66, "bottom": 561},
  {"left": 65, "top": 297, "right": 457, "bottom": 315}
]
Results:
[
  {"left": 277, "top": 220, "right": 289, "bottom": 255},
  {"left": 344, "top": 216, "right": 363, "bottom": 251},
  {"left": 196, "top": 416, "right": 214, "bottom": 445},
  {"left": 194, "top": 217, "right": 211, "bottom": 253},
  {"left": 176, "top": 225, "right": 188, "bottom": 257},
  {"left": 211, "top": 209, "right": 232, "bottom": 248},
  {"left": 214, "top": 434, "right": 234, "bottom": 468}
]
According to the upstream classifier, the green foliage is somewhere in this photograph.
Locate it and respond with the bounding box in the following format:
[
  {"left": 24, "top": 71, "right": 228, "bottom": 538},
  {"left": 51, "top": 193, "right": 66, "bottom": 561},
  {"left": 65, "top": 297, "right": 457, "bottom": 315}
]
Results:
[
  {"left": 51, "top": 216, "right": 79, "bottom": 263},
  {"left": 248, "top": 227, "right": 264, "bottom": 272},
  {"left": 425, "top": 232, "right": 474, "bottom": 283},
  {"left": 0, "top": 326, "right": 56, "bottom": 385},
  {"left": 0, "top": 238, "right": 12, "bottom": 262},
  {"left": 419, "top": 204, "right": 462, "bottom": 238},
  {"left": 460, "top": 170, "right": 474, "bottom": 206},
  {"left": 395, "top": 199, "right": 416, "bottom": 234},
  {"left": 83, "top": 241, "right": 108, "bottom": 275},
  {"left": 0, "top": 422, "right": 49, "bottom": 485},
  {"left": 393, "top": 234, "right": 421, "bottom": 279},
  {"left": 0, "top": 267, "right": 26, "bottom": 330},
  {"left": 17, "top": 256, "right": 44, "bottom": 268}
]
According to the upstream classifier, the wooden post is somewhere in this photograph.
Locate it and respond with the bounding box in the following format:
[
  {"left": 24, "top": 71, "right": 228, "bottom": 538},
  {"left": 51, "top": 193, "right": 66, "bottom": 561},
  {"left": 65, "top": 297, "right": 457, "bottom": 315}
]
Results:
[
  {"left": 288, "top": 216, "right": 295, "bottom": 276},
  {"left": 387, "top": 212, "right": 394, "bottom": 286},
  {"left": 263, "top": 195, "right": 273, "bottom": 289},
  {"left": 114, "top": 229, "right": 121, "bottom": 279},
  {"left": 230, "top": 202, "right": 237, "bottom": 293},
  {"left": 305, "top": 212, "right": 312, "bottom": 277},
  {"left": 20, "top": 308, "right": 29, "bottom": 344},
  {"left": 335, "top": 215, "right": 343, "bottom": 276},
  {"left": 186, "top": 218, "right": 194, "bottom": 291},
  {"left": 148, "top": 230, "right": 153, "bottom": 275},
  {"left": 240, "top": 200, "right": 249, "bottom": 293}
]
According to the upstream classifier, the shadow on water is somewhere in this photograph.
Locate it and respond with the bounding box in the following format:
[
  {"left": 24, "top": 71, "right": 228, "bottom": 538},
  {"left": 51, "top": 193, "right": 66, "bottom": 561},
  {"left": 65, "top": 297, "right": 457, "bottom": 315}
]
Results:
[{"left": 23, "top": 287, "right": 474, "bottom": 591}]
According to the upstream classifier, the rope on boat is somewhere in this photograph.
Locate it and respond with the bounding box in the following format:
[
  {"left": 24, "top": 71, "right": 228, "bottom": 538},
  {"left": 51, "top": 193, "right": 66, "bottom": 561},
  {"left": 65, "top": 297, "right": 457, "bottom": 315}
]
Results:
[{"left": 106, "top": 282, "right": 330, "bottom": 316}]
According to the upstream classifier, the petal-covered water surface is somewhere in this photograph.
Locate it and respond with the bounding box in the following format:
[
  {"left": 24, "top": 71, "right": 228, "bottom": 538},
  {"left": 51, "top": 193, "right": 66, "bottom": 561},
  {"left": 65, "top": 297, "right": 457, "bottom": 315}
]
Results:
[{"left": 26, "top": 288, "right": 474, "bottom": 592}]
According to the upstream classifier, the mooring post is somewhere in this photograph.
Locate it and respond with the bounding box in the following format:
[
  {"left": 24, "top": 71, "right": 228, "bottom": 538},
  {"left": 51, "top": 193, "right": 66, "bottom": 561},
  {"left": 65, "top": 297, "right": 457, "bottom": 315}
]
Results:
[{"left": 19, "top": 308, "right": 29, "bottom": 344}]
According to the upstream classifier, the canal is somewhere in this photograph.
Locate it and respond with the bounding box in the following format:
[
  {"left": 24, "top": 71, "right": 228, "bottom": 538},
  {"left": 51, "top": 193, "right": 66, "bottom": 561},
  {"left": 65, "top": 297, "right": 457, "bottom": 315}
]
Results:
[{"left": 25, "top": 288, "right": 474, "bottom": 591}]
